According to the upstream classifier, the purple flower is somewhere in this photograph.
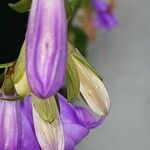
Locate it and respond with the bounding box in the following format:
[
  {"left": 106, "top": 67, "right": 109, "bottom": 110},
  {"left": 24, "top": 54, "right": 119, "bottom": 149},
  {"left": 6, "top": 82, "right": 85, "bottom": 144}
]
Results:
[
  {"left": 0, "top": 95, "right": 41, "bottom": 150},
  {"left": 58, "top": 94, "right": 105, "bottom": 150},
  {"left": 92, "top": 0, "right": 117, "bottom": 30},
  {"left": 26, "top": 0, "right": 67, "bottom": 98}
]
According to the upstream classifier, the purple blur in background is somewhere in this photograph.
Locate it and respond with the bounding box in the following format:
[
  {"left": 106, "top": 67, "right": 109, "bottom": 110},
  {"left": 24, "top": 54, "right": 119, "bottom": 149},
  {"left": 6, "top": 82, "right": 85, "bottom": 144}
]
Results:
[{"left": 92, "top": 0, "right": 117, "bottom": 30}]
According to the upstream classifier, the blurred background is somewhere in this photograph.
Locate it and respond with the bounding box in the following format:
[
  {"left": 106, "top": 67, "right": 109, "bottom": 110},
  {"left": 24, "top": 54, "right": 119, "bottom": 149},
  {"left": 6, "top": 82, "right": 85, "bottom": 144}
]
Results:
[{"left": 77, "top": 0, "right": 150, "bottom": 149}]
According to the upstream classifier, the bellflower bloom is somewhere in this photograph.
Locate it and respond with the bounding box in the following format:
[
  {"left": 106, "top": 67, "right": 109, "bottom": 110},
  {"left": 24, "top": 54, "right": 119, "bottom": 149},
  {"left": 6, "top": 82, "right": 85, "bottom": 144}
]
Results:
[
  {"left": 92, "top": 0, "right": 117, "bottom": 30},
  {"left": 58, "top": 94, "right": 105, "bottom": 150},
  {"left": 0, "top": 95, "right": 40, "bottom": 150},
  {"left": 26, "top": 0, "right": 67, "bottom": 98}
]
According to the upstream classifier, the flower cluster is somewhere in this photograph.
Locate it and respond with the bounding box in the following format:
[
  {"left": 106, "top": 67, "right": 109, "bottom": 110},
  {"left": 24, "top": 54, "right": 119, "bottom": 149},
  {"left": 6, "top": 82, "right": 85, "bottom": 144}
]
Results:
[{"left": 0, "top": 0, "right": 117, "bottom": 149}]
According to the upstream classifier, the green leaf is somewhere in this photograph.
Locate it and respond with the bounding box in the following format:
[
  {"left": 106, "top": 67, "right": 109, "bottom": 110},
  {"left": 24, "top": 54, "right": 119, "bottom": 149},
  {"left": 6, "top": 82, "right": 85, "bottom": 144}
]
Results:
[
  {"left": 8, "top": 0, "right": 32, "bottom": 13},
  {"left": 64, "top": 0, "right": 73, "bottom": 19},
  {"left": 69, "top": 0, "right": 81, "bottom": 12},
  {"left": 69, "top": 43, "right": 103, "bottom": 80},
  {"left": 66, "top": 50, "right": 80, "bottom": 101},
  {"left": 32, "top": 95, "right": 57, "bottom": 123},
  {"left": 69, "top": 26, "right": 88, "bottom": 56}
]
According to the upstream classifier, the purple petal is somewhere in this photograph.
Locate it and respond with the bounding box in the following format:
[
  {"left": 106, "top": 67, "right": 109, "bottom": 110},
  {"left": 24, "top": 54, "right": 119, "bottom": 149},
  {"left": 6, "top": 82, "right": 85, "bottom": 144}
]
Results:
[
  {"left": 58, "top": 94, "right": 104, "bottom": 150},
  {"left": 59, "top": 94, "right": 81, "bottom": 125},
  {"left": 0, "top": 95, "right": 41, "bottom": 149},
  {"left": 21, "top": 96, "right": 33, "bottom": 126},
  {"left": 63, "top": 135, "right": 75, "bottom": 150},
  {"left": 58, "top": 94, "right": 88, "bottom": 149},
  {"left": 26, "top": 0, "right": 67, "bottom": 98},
  {"left": 64, "top": 124, "right": 89, "bottom": 145},
  {"left": 20, "top": 96, "right": 41, "bottom": 150},
  {"left": 0, "top": 99, "right": 21, "bottom": 150},
  {"left": 75, "top": 106, "right": 105, "bottom": 129}
]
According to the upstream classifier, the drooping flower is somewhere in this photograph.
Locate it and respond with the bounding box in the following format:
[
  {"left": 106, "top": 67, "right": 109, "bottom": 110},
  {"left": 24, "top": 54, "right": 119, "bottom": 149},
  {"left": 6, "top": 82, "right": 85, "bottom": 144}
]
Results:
[
  {"left": 26, "top": 0, "right": 67, "bottom": 98},
  {"left": 58, "top": 94, "right": 105, "bottom": 150},
  {"left": 92, "top": 0, "right": 117, "bottom": 30},
  {"left": 0, "top": 95, "right": 41, "bottom": 150}
]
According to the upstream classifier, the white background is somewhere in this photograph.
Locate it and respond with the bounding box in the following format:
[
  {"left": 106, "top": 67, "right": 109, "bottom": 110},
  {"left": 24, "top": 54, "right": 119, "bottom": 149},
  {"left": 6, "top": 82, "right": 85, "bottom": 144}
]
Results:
[{"left": 77, "top": 0, "right": 150, "bottom": 149}]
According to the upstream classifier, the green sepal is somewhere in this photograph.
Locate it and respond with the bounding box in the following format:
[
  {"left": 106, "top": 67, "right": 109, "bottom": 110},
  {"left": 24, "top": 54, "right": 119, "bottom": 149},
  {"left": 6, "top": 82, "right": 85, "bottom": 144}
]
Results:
[
  {"left": 69, "top": 43, "right": 103, "bottom": 80},
  {"left": 12, "top": 42, "right": 30, "bottom": 97},
  {"left": 32, "top": 95, "right": 57, "bottom": 123},
  {"left": 8, "top": 0, "right": 32, "bottom": 13},
  {"left": 13, "top": 42, "right": 26, "bottom": 83},
  {"left": 2, "top": 76, "right": 15, "bottom": 95},
  {"left": 66, "top": 50, "right": 80, "bottom": 101},
  {"left": 14, "top": 72, "right": 31, "bottom": 97}
]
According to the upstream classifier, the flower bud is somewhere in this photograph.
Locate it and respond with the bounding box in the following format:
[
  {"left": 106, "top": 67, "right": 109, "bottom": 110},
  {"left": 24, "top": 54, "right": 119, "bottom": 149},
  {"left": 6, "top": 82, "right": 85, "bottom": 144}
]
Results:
[{"left": 26, "top": 0, "right": 67, "bottom": 98}]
